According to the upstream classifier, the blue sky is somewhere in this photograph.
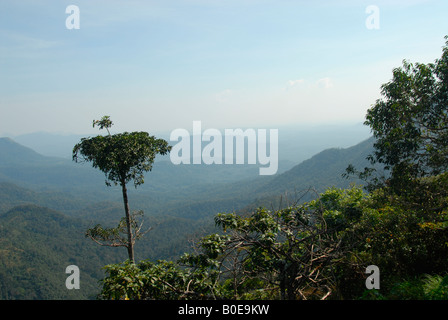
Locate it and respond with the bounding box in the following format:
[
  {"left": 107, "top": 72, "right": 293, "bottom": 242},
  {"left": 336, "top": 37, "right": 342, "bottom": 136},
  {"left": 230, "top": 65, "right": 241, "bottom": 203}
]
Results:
[{"left": 1, "top": 0, "right": 447, "bottom": 136}]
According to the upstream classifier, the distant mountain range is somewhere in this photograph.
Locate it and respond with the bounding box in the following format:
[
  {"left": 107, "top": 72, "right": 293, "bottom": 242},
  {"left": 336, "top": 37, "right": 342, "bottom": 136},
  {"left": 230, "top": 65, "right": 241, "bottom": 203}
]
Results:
[
  {"left": 0, "top": 132, "right": 375, "bottom": 299},
  {"left": 0, "top": 134, "right": 376, "bottom": 221},
  {"left": 10, "top": 123, "right": 371, "bottom": 162}
]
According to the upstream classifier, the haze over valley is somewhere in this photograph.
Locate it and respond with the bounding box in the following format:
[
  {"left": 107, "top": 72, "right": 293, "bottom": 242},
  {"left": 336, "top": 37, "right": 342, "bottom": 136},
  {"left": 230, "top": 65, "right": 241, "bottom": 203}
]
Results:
[{"left": 0, "top": 124, "right": 373, "bottom": 299}]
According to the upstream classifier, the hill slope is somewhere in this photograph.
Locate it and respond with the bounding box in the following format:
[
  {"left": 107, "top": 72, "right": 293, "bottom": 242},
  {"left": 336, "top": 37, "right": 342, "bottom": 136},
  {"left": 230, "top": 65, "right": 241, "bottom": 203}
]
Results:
[
  {"left": 225, "top": 137, "right": 375, "bottom": 212},
  {"left": 0, "top": 137, "right": 51, "bottom": 165},
  {"left": 0, "top": 204, "right": 126, "bottom": 299},
  {"left": 257, "top": 137, "right": 374, "bottom": 195}
]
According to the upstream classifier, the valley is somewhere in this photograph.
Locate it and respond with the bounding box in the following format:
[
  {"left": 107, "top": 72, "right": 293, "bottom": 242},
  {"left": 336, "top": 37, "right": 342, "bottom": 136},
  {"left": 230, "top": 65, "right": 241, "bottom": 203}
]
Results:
[{"left": 0, "top": 125, "right": 373, "bottom": 299}]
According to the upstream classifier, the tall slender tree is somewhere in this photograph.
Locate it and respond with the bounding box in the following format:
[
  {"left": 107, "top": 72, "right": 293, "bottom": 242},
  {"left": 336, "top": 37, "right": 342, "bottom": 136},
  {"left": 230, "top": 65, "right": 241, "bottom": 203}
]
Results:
[{"left": 73, "top": 116, "right": 171, "bottom": 262}]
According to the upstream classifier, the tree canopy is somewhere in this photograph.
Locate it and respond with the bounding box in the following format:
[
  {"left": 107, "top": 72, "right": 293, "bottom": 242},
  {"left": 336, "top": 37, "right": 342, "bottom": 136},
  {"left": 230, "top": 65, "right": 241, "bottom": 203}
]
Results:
[
  {"left": 73, "top": 118, "right": 171, "bottom": 188},
  {"left": 357, "top": 36, "right": 448, "bottom": 191}
]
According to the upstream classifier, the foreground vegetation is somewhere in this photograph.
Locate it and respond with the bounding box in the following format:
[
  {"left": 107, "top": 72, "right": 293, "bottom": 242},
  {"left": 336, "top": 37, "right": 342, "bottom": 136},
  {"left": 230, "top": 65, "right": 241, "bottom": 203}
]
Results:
[{"left": 98, "top": 178, "right": 448, "bottom": 300}]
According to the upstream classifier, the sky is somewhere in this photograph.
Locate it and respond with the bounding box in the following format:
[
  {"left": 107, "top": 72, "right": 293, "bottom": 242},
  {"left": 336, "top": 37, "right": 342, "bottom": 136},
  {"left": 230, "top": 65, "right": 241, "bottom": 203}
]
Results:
[{"left": 1, "top": 0, "right": 447, "bottom": 137}]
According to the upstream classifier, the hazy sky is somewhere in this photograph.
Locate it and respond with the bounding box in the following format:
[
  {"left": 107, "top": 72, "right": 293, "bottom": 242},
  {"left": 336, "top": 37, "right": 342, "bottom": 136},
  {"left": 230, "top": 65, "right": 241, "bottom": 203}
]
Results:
[{"left": 1, "top": 0, "right": 447, "bottom": 136}]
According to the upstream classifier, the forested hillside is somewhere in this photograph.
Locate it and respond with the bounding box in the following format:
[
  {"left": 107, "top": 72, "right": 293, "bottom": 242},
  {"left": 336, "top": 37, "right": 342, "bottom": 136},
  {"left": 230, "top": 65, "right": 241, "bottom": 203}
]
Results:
[
  {"left": 0, "top": 134, "right": 372, "bottom": 299},
  {"left": 0, "top": 204, "right": 125, "bottom": 299}
]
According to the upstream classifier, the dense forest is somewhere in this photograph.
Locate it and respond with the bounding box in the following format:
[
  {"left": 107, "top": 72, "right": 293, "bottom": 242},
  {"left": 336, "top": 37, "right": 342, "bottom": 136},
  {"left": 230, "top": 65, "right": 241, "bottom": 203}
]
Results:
[{"left": 1, "top": 37, "right": 448, "bottom": 300}]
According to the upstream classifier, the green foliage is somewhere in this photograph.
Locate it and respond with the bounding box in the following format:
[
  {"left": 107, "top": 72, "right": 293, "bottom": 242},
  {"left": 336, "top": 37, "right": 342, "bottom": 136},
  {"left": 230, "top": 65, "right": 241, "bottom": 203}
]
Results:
[
  {"left": 92, "top": 116, "right": 113, "bottom": 135},
  {"left": 99, "top": 259, "right": 220, "bottom": 300},
  {"left": 360, "top": 274, "right": 448, "bottom": 300},
  {"left": 333, "top": 173, "right": 448, "bottom": 299},
  {"left": 98, "top": 174, "right": 448, "bottom": 300},
  {"left": 73, "top": 127, "right": 171, "bottom": 188},
  {"left": 422, "top": 274, "right": 448, "bottom": 300},
  {"left": 85, "top": 210, "right": 149, "bottom": 248},
  {"left": 100, "top": 188, "right": 366, "bottom": 300},
  {"left": 350, "top": 36, "right": 448, "bottom": 192},
  {"left": 361, "top": 173, "right": 448, "bottom": 276}
]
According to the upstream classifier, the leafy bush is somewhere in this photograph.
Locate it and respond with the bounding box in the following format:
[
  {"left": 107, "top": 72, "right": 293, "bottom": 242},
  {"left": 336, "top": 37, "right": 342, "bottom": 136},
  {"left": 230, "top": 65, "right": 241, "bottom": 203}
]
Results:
[{"left": 98, "top": 177, "right": 448, "bottom": 300}]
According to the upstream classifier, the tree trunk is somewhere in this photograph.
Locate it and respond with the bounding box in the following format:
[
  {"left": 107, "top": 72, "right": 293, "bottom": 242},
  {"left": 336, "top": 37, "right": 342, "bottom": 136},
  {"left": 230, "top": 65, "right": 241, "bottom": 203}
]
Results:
[{"left": 121, "top": 181, "right": 134, "bottom": 263}]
